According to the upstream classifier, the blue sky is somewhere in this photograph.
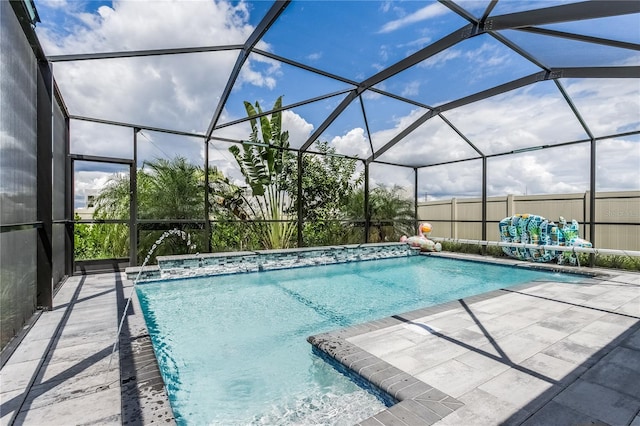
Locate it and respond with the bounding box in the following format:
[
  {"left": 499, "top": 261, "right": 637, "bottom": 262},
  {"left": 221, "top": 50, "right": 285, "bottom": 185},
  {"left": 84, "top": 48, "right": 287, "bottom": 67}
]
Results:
[{"left": 32, "top": 0, "right": 639, "bottom": 208}]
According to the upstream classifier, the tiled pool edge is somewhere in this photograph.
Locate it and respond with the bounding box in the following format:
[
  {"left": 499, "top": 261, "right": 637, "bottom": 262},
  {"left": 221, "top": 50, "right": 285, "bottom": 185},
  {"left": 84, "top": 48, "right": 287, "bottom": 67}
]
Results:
[
  {"left": 126, "top": 242, "right": 417, "bottom": 282},
  {"left": 306, "top": 280, "right": 581, "bottom": 426},
  {"left": 120, "top": 274, "right": 177, "bottom": 425},
  {"left": 124, "top": 248, "right": 612, "bottom": 425}
]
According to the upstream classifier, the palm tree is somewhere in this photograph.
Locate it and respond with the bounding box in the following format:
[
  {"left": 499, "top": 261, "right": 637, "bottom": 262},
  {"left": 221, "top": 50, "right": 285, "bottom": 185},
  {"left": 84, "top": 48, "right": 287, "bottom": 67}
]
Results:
[
  {"left": 90, "top": 156, "right": 204, "bottom": 262},
  {"left": 343, "top": 184, "right": 415, "bottom": 243},
  {"left": 138, "top": 157, "right": 204, "bottom": 220},
  {"left": 91, "top": 171, "right": 131, "bottom": 258}
]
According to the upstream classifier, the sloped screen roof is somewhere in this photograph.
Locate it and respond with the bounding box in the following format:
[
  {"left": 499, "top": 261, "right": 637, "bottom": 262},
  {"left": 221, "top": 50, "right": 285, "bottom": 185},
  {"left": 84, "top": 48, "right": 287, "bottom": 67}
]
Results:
[{"left": 37, "top": 0, "right": 639, "bottom": 198}]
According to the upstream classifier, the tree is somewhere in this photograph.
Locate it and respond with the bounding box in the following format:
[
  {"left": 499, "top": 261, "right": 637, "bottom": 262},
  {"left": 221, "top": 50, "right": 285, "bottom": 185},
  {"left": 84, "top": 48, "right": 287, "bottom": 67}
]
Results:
[
  {"left": 73, "top": 213, "right": 104, "bottom": 259},
  {"left": 222, "top": 96, "right": 298, "bottom": 249},
  {"left": 90, "top": 172, "right": 131, "bottom": 258},
  {"left": 90, "top": 157, "right": 204, "bottom": 262},
  {"left": 214, "top": 97, "right": 366, "bottom": 248},
  {"left": 343, "top": 184, "right": 415, "bottom": 243},
  {"left": 292, "top": 141, "right": 363, "bottom": 246},
  {"left": 138, "top": 157, "right": 204, "bottom": 220}
]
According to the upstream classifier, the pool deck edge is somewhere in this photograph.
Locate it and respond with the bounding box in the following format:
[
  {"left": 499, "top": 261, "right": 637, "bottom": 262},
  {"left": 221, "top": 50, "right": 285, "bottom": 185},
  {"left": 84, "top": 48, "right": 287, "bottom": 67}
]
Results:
[
  {"left": 308, "top": 257, "right": 639, "bottom": 426},
  {"left": 2, "top": 253, "right": 637, "bottom": 426},
  {"left": 307, "top": 283, "right": 542, "bottom": 426}
]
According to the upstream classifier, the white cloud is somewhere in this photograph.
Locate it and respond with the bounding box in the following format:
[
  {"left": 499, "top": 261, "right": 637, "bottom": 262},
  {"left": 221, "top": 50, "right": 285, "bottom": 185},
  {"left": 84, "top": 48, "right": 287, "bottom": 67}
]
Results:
[
  {"left": 445, "top": 85, "right": 590, "bottom": 154},
  {"left": 419, "top": 42, "right": 509, "bottom": 81},
  {"left": 375, "top": 114, "right": 479, "bottom": 166},
  {"left": 36, "top": 1, "right": 639, "bottom": 207},
  {"left": 38, "top": 0, "right": 70, "bottom": 9},
  {"left": 35, "top": 0, "right": 287, "bottom": 199},
  {"left": 369, "top": 163, "right": 414, "bottom": 191},
  {"left": 329, "top": 127, "right": 370, "bottom": 158},
  {"left": 419, "top": 48, "right": 462, "bottom": 69},
  {"left": 39, "top": 0, "right": 253, "bottom": 54},
  {"left": 565, "top": 78, "right": 640, "bottom": 136},
  {"left": 487, "top": 147, "right": 590, "bottom": 196},
  {"left": 401, "top": 81, "right": 420, "bottom": 97},
  {"left": 73, "top": 170, "right": 117, "bottom": 207},
  {"left": 370, "top": 107, "right": 426, "bottom": 152},
  {"left": 595, "top": 137, "right": 640, "bottom": 191},
  {"left": 419, "top": 161, "right": 483, "bottom": 200},
  {"left": 370, "top": 79, "right": 639, "bottom": 200},
  {"left": 282, "top": 110, "right": 314, "bottom": 148},
  {"left": 378, "top": 3, "right": 448, "bottom": 34},
  {"left": 37, "top": 0, "right": 277, "bottom": 140}
]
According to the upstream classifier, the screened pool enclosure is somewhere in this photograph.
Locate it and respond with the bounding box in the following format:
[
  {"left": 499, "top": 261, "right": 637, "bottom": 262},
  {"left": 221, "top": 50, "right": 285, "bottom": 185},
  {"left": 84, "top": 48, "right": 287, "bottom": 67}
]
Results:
[{"left": 1, "top": 0, "right": 639, "bottom": 350}]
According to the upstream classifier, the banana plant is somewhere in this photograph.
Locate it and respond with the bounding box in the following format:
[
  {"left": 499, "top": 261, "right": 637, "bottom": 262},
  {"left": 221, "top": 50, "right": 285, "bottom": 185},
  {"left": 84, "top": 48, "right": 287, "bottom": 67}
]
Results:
[{"left": 226, "top": 97, "right": 297, "bottom": 249}]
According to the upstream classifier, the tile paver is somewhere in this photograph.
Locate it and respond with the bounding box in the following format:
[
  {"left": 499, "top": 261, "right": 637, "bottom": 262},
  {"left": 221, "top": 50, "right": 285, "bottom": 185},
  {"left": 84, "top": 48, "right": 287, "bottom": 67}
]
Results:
[
  {"left": 553, "top": 379, "right": 638, "bottom": 425},
  {"left": 2, "top": 254, "right": 639, "bottom": 426},
  {"left": 0, "top": 272, "right": 173, "bottom": 426},
  {"left": 311, "top": 255, "right": 640, "bottom": 425}
]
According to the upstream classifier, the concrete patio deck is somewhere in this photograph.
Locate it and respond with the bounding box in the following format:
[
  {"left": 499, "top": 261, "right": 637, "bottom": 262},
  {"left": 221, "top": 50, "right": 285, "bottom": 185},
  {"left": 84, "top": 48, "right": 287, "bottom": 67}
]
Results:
[
  {"left": 1, "top": 254, "right": 639, "bottom": 425},
  {"left": 0, "top": 271, "right": 173, "bottom": 425}
]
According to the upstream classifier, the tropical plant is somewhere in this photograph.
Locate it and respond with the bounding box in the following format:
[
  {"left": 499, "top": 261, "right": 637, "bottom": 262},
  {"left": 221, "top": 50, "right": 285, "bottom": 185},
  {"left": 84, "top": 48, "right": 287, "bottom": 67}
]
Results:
[
  {"left": 89, "top": 172, "right": 131, "bottom": 258},
  {"left": 87, "top": 156, "right": 205, "bottom": 262},
  {"left": 342, "top": 184, "right": 415, "bottom": 243},
  {"left": 289, "top": 141, "right": 363, "bottom": 246},
  {"left": 137, "top": 157, "right": 204, "bottom": 220},
  {"left": 222, "top": 96, "right": 297, "bottom": 249}
]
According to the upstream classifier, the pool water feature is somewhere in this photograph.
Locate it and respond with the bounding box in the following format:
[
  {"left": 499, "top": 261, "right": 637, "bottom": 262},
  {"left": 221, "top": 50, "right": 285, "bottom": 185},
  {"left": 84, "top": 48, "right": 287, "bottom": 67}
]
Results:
[{"left": 136, "top": 255, "right": 585, "bottom": 425}]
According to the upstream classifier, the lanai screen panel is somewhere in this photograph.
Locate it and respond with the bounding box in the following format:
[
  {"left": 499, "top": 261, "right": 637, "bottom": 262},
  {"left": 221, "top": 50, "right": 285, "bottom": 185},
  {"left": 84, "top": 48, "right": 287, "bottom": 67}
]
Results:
[
  {"left": 261, "top": 1, "right": 468, "bottom": 81},
  {"left": 135, "top": 131, "right": 205, "bottom": 225},
  {"left": 315, "top": 98, "right": 372, "bottom": 158},
  {"left": 29, "top": 0, "right": 639, "bottom": 255},
  {"left": 52, "top": 98, "right": 68, "bottom": 287},
  {"left": 375, "top": 114, "right": 480, "bottom": 167},
  {"left": 217, "top": 52, "right": 355, "bottom": 128},
  {"left": 594, "top": 134, "right": 640, "bottom": 251},
  {"left": 595, "top": 135, "right": 640, "bottom": 193},
  {"left": 70, "top": 120, "right": 134, "bottom": 158},
  {"left": 54, "top": 52, "right": 238, "bottom": 134},
  {"left": 213, "top": 95, "right": 350, "bottom": 151},
  {"left": 36, "top": 1, "right": 255, "bottom": 54},
  {"left": 417, "top": 159, "right": 484, "bottom": 239},
  {"left": 368, "top": 162, "right": 416, "bottom": 242},
  {"left": 445, "top": 80, "right": 591, "bottom": 155},
  {"left": 364, "top": 94, "right": 430, "bottom": 155},
  {"left": 379, "top": 33, "right": 543, "bottom": 108},
  {"left": 487, "top": 144, "right": 590, "bottom": 197},
  {"left": 73, "top": 161, "right": 130, "bottom": 260},
  {"left": 0, "top": 0, "right": 38, "bottom": 350},
  {"left": 564, "top": 78, "right": 640, "bottom": 138},
  {"left": 498, "top": 29, "right": 639, "bottom": 68}
]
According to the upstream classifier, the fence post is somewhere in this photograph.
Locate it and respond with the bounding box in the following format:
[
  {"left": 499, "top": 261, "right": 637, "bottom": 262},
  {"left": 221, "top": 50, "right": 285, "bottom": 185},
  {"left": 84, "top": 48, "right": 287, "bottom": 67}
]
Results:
[
  {"left": 507, "top": 193, "right": 514, "bottom": 217},
  {"left": 583, "top": 190, "right": 590, "bottom": 240},
  {"left": 451, "top": 198, "right": 457, "bottom": 239}
]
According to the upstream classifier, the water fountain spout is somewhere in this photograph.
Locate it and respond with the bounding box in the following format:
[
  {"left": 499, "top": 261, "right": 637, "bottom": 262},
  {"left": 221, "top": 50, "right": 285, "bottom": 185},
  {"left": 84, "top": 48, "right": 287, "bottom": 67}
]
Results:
[{"left": 106, "top": 229, "right": 195, "bottom": 374}]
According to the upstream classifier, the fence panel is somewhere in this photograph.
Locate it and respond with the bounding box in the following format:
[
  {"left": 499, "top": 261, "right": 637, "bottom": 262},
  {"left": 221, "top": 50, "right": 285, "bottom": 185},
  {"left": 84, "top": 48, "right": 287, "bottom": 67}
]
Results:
[{"left": 419, "top": 191, "right": 639, "bottom": 250}]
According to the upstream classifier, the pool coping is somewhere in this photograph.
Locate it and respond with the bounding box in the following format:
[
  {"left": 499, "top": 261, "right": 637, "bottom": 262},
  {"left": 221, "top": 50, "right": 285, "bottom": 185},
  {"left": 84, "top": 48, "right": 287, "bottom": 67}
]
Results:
[
  {"left": 125, "top": 242, "right": 418, "bottom": 282},
  {"left": 306, "top": 281, "right": 558, "bottom": 425},
  {"left": 129, "top": 251, "right": 614, "bottom": 425}
]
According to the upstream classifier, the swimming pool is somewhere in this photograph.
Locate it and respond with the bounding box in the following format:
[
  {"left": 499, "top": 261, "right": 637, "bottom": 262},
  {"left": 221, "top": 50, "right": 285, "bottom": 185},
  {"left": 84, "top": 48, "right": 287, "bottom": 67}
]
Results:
[{"left": 136, "top": 255, "right": 585, "bottom": 425}]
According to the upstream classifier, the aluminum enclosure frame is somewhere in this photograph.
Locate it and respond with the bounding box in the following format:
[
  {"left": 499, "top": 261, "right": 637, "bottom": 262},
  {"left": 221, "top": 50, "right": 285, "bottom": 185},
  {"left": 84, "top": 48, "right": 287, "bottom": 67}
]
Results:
[{"left": 41, "top": 0, "right": 640, "bottom": 266}]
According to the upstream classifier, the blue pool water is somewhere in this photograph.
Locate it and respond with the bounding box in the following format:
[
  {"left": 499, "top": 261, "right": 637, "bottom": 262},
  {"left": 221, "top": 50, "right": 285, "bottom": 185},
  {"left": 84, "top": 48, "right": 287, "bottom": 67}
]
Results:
[{"left": 136, "top": 256, "right": 584, "bottom": 425}]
